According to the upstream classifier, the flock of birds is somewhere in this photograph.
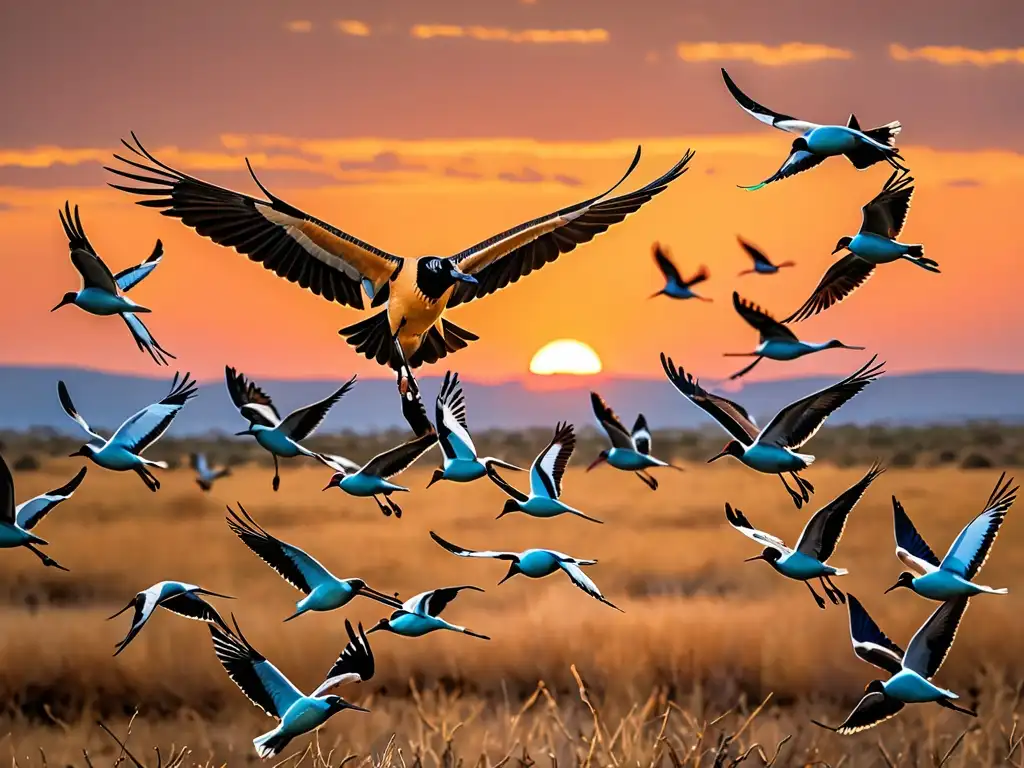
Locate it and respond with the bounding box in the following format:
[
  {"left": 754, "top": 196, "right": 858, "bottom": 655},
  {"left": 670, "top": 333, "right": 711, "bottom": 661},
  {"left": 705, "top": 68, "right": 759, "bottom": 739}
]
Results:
[{"left": 1, "top": 69, "right": 1016, "bottom": 753}]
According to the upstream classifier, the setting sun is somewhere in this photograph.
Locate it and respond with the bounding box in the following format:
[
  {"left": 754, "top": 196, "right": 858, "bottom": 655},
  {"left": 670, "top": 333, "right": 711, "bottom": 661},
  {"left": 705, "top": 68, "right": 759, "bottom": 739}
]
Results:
[{"left": 529, "top": 339, "right": 603, "bottom": 375}]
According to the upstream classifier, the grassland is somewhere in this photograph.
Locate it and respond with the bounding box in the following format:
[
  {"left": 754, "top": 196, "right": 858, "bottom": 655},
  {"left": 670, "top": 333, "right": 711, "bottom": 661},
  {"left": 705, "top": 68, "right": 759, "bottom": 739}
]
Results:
[{"left": 1, "top": 449, "right": 1022, "bottom": 766}]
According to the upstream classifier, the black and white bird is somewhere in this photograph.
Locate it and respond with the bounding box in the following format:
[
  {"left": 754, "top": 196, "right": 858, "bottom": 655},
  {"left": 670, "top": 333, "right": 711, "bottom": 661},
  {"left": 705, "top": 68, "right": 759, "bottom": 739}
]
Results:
[
  {"left": 190, "top": 452, "right": 231, "bottom": 492},
  {"left": 586, "top": 392, "right": 681, "bottom": 490},
  {"left": 108, "top": 580, "right": 233, "bottom": 656},
  {"left": 736, "top": 236, "right": 795, "bottom": 276},
  {"left": 368, "top": 586, "right": 490, "bottom": 640},
  {"left": 649, "top": 243, "right": 711, "bottom": 301}
]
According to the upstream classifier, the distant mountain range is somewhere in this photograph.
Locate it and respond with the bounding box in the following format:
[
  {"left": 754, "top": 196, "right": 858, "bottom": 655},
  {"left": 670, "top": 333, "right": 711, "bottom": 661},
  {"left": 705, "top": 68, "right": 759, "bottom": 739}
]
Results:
[{"left": 0, "top": 366, "right": 1021, "bottom": 435}]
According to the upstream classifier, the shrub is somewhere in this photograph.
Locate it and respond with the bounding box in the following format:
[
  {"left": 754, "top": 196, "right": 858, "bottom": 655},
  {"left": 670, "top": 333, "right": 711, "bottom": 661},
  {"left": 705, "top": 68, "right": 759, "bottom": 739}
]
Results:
[
  {"left": 13, "top": 454, "right": 40, "bottom": 471},
  {"left": 961, "top": 452, "right": 993, "bottom": 470}
]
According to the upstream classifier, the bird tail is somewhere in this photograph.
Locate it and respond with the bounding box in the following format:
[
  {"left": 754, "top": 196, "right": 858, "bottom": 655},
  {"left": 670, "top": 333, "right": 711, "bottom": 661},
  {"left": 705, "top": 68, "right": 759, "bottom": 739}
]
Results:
[
  {"left": 830, "top": 568, "right": 849, "bottom": 577},
  {"left": 978, "top": 585, "right": 1009, "bottom": 595},
  {"left": 863, "top": 120, "right": 901, "bottom": 147},
  {"left": 339, "top": 313, "right": 479, "bottom": 370},
  {"left": 845, "top": 121, "right": 902, "bottom": 170},
  {"left": 906, "top": 244, "right": 924, "bottom": 258},
  {"left": 340, "top": 311, "right": 395, "bottom": 367},
  {"left": 140, "top": 459, "right": 169, "bottom": 469},
  {"left": 253, "top": 728, "right": 291, "bottom": 759}
]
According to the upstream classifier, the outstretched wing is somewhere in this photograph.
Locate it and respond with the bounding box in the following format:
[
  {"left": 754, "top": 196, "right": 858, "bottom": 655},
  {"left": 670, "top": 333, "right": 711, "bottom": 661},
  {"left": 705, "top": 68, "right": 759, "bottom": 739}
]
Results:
[
  {"left": 429, "top": 531, "right": 518, "bottom": 561},
  {"left": 559, "top": 561, "right": 621, "bottom": 611},
  {"left": 903, "top": 596, "right": 971, "bottom": 680},
  {"left": 732, "top": 292, "right": 797, "bottom": 342},
  {"left": 815, "top": 693, "right": 904, "bottom": 736},
  {"left": 224, "top": 366, "right": 281, "bottom": 427},
  {"left": 795, "top": 462, "right": 885, "bottom": 561},
  {"left": 209, "top": 619, "right": 303, "bottom": 719},
  {"left": 312, "top": 620, "right": 375, "bottom": 697},
  {"left": 56, "top": 380, "right": 104, "bottom": 442},
  {"left": 892, "top": 497, "right": 941, "bottom": 575},
  {"left": 590, "top": 392, "right": 633, "bottom": 450},
  {"left": 15, "top": 466, "right": 88, "bottom": 530},
  {"left": 783, "top": 254, "right": 876, "bottom": 323},
  {"left": 1, "top": 454, "right": 16, "bottom": 525},
  {"left": 846, "top": 594, "right": 905, "bottom": 676},
  {"left": 940, "top": 473, "right": 1016, "bottom": 580},
  {"left": 404, "top": 585, "right": 483, "bottom": 617},
  {"left": 114, "top": 240, "right": 164, "bottom": 292},
  {"left": 660, "top": 354, "right": 759, "bottom": 444},
  {"left": 724, "top": 503, "right": 788, "bottom": 550},
  {"left": 631, "top": 414, "right": 652, "bottom": 455},
  {"left": 108, "top": 372, "right": 198, "bottom": 454},
  {"left": 59, "top": 202, "right": 118, "bottom": 293},
  {"left": 120, "top": 313, "right": 176, "bottom": 366},
  {"left": 530, "top": 422, "right": 575, "bottom": 499},
  {"left": 160, "top": 592, "right": 230, "bottom": 631},
  {"left": 721, "top": 69, "right": 817, "bottom": 134},
  {"left": 739, "top": 150, "right": 826, "bottom": 191},
  {"left": 652, "top": 242, "right": 683, "bottom": 284},
  {"left": 435, "top": 371, "right": 477, "bottom": 461},
  {"left": 737, "top": 236, "right": 775, "bottom": 269},
  {"left": 279, "top": 376, "right": 356, "bottom": 442},
  {"left": 861, "top": 170, "right": 915, "bottom": 239},
  {"left": 361, "top": 432, "right": 439, "bottom": 480}
]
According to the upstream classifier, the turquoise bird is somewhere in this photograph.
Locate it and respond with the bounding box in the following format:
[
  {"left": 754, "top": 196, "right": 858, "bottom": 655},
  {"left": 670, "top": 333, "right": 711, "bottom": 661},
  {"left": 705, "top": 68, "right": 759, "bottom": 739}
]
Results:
[
  {"left": 368, "top": 585, "right": 489, "bottom": 640},
  {"left": 0, "top": 452, "right": 86, "bottom": 571},
  {"left": 51, "top": 202, "right": 174, "bottom": 365},
  {"left": 226, "top": 503, "right": 402, "bottom": 620},
  {"left": 429, "top": 531, "right": 621, "bottom": 611},
  {"left": 488, "top": 422, "right": 603, "bottom": 524},
  {"left": 814, "top": 595, "right": 976, "bottom": 734},
  {"left": 649, "top": 243, "right": 712, "bottom": 301},
  {"left": 721, "top": 69, "right": 904, "bottom": 190},
  {"left": 425, "top": 371, "right": 522, "bottom": 488},
  {"left": 725, "top": 462, "right": 884, "bottom": 609},
  {"left": 586, "top": 391, "right": 682, "bottom": 490},
  {"left": 736, "top": 237, "right": 795, "bottom": 276},
  {"left": 210, "top": 617, "right": 373, "bottom": 758},
  {"left": 725, "top": 292, "right": 864, "bottom": 380},
  {"left": 108, "top": 580, "right": 233, "bottom": 656},
  {"left": 885, "top": 473, "right": 1016, "bottom": 601}
]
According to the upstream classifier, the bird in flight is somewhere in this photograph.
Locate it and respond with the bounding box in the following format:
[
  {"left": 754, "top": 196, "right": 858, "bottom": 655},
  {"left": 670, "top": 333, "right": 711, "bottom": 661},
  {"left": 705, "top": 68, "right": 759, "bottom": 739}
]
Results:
[
  {"left": 367, "top": 585, "right": 490, "bottom": 640},
  {"left": 107, "top": 135, "right": 694, "bottom": 369},
  {"left": 190, "top": 452, "right": 231, "bottom": 492},
  {"left": 649, "top": 243, "right": 711, "bottom": 301},
  {"left": 587, "top": 391, "right": 681, "bottom": 490},
  {"left": 735, "top": 236, "right": 794, "bottom": 276},
  {"left": 109, "top": 580, "right": 233, "bottom": 656}
]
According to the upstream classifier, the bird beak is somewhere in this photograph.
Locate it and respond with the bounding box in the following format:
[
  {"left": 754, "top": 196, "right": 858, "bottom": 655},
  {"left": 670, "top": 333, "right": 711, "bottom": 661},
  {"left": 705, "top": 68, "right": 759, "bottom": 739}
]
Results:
[
  {"left": 497, "top": 570, "right": 515, "bottom": 585},
  {"left": 234, "top": 430, "right": 250, "bottom": 436},
  {"left": 884, "top": 582, "right": 900, "bottom": 594},
  {"left": 743, "top": 555, "right": 764, "bottom": 563},
  {"left": 831, "top": 244, "right": 844, "bottom": 255},
  {"left": 107, "top": 599, "right": 136, "bottom": 620},
  {"left": 347, "top": 703, "right": 371, "bottom": 714},
  {"left": 360, "top": 585, "right": 394, "bottom": 603},
  {"left": 50, "top": 299, "right": 68, "bottom": 312},
  {"left": 366, "top": 625, "right": 383, "bottom": 634},
  {"left": 585, "top": 456, "right": 606, "bottom": 472},
  {"left": 322, "top": 482, "right": 332, "bottom": 492},
  {"left": 707, "top": 450, "right": 729, "bottom": 464},
  {"left": 425, "top": 474, "right": 441, "bottom": 489},
  {"left": 451, "top": 268, "right": 478, "bottom": 284},
  {"left": 67, "top": 451, "right": 78, "bottom": 458},
  {"left": 839, "top": 343, "right": 866, "bottom": 350}
]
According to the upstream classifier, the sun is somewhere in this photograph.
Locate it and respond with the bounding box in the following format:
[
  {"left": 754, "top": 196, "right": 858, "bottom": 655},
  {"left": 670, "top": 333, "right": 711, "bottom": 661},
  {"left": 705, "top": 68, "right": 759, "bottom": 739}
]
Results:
[{"left": 529, "top": 339, "right": 603, "bottom": 376}]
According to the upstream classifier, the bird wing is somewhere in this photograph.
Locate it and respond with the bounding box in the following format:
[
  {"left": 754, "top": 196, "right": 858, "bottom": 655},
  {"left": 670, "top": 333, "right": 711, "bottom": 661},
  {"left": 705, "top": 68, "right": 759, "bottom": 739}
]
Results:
[
  {"left": 15, "top": 466, "right": 88, "bottom": 530},
  {"left": 847, "top": 595, "right": 905, "bottom": 677},
  {"left": 485, "top": 464, "right": 530, "bottom": 503},
  {"left": 209, "top": 619, "right": 302, "bottom": 719},
  {"left": 731, "top": 292, "right": 797, "bottom": 342},
  {"left": 737, "top": 236, "right": 774, "bottom": 268},
  {"left": 226, "top": 504, "right": 332, "bottom": 595},
  {"left": 224, "top": 367, "right": 281, "bottom": 427},
  {"left": 404, "top": 585, "right": 483, "bottom": 617},
  {"left": 58, "top": 201, "right": 99, "bottom": 256},
  {"left": 559, "top": 561, "right": 621, "bottom": 611},
  {"left": 795, "top": 462, "right": 885, "bottom": 561},
  {"left": 159, "top": 592, "right": 229, "bottom": 630},
  {"left": 652, "top": 242, "right": 683, "bottom": 284},
  {"left": 724, "top": 503, "right": 788, "bottom": 550},
  {"left": 816, "top": 692, "right": 905, "bottom": 736},
  {"left": 0, "top": 453, "right": 15, "bottom": 524},
  {"left": 684, "top": 264, "right": 710, "bottom": 288},
  {"left": 892, "top": 497, "right": 941, "bottom": 575},
  {"left": 59, "top": 202, "right": 118, "bottom": 292},
  {"left": 108, "top": 372, "right": 198, "bottom": 454},
  {"left": 939, "top": 473, "right": 1016, "bottom": 580},
  {"left": 660, "top": 354, "right": 759, "bottom": 444},
  {"left": 361, "top": 432, "right": 439, "bottom": 480},
  {"left": 630, "top": 414, "right": 652, "bottom": 455},
  {"left": 316, "top": 453, "right": 362, "bottom": 475},
  {"left": 448, "top": 148, "right": 695, "bottom": 307},
  {"left": 279, "top": 376, "right": 356, "bottom": 442},
  {"left": 739, "top": 150, "right": 826, "bottom": 192},
  {"left": 529, "top": 422, "right": 575, "bottom": 499},
  {"left": 590, "top": 392, "right": 634, "bottom": 450},
  {"left": 903, "top": 596, "right": 971, "bottom": 680},
  {"left": 114, "top": 240, "right": 164, "bottom": 292},
  {"left": 860, "top": 170, "right": 915, "bottom": 239},
  {"left": 429, "top": 531, "right": 518, "bottom": 560},
  {"left": 435, "top": 371, "right": 477, "bottom": 461},
  {"left": 119, "top": 313, "right": 175, "bottom": 366},
  {"left": 783, "top": 254, "right": 876, "bottom": 323},
  {"left": 312, "top": 620, "right": 375, "bottom": 697},
  {"left": 57, "top": 381, "right": 104, "bottom": 442},
  {"left": 720, "top": 69, "right": 817, "bottom": 134},
  {"left": 757, "top": 356, "right": 885, "bottom": 450},
  {"left": 106, "top": 134, "right": 402, "bottom": 309},
  {"left": 113, "top": 587, "right": 161, "bottom": 655}
]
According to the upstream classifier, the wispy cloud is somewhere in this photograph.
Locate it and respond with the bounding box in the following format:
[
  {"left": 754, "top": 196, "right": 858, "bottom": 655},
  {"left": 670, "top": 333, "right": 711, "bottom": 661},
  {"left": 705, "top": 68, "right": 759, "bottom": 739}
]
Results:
[
  {"left": 335, "top": 19, "right": 371, "bottom": 37},
  {"left": 410, "top": 24, "right": 608, "bottom": 44},
  {"left": 890, "top": 43, "right": 1024, "bottom": 66},
  {"left": 284, "top": 20, "right": 313, "bottom": 33},
  {"left": 676, "top": 41, "right": 852, "bottom": 66}
]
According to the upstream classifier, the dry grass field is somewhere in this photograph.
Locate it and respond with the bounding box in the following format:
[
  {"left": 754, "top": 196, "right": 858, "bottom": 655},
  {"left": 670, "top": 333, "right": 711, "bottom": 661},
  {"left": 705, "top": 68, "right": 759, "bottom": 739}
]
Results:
[{"left": 1, "top": 457, "right": 1022, "bottom": 767}]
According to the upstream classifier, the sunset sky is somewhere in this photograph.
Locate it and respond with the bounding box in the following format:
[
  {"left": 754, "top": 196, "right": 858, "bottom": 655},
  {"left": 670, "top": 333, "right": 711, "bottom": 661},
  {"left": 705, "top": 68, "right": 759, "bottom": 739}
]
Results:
[{"left": 1, "top": 1, "right": 1021, "bottom": 384}]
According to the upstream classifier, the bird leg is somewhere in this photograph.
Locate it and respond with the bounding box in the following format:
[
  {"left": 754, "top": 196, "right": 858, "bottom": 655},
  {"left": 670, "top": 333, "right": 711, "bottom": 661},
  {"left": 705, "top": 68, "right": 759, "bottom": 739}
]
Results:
[
  {"left": 272, "top": 455, "right": 281, "bottom": 492},
  {"left": 23, "top": 544, "right": 69, "bottom": 572},
  {"left": 635, "top": 471, "right": 658, "bottom": 491},
  {"left": 384, "top": 493, "right": 404, "bottom": 519},
  {"left": 727, "top": 356, "right": 764, "bottom": 381},
  {"left": 372, "top": 495, "right": 393, "bottom": 517},
  {"left": 825, "top": 575, "right": 846, "bottom": 604},
  {"left": 778, "top": 473, "right": 804, "bottom": 509},
  {"left": 819, "top": 577, "right": 842, "bottom": 605},
  {"left": 794, "top": 473, "right": 815, "bottom": 497},
  {"left": 134, "top": 466, "right": 158, "bottom": 492},
  {"left": 804, "top": 580, "right": 826, "bottom": 610}
]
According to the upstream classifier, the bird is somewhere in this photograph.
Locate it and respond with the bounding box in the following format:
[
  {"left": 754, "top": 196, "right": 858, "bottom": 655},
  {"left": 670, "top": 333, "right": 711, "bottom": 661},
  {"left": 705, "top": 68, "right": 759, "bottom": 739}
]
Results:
[
  {"left": 190, "top": 452, "right": 231, "bottom": 492},
  {"left": 59, "top": 372, "right": 197, "bottom": 491},
  {"left": 426, "top": 371, "right": 523, "bottom": 488},
  {"left": 226, "top": 366, "right": 357, "bottom": 491},
  {"left": 210, "top": 616, "right": 374, "bottom": 758},
  {"left": 108, "top": 580, "right": 233, "bottom": 656},
  {"left": 724, "top": 462, "right": 884, "bottom": 609},
  {"left": 225, "top": 503, "right": 402, "bottom": 620},
  {"left": 649, "top": 243, "right": 711, "bottom": 301},
  {"left": 487, "top": 422, "right": 602, "bottom": 524},
  {"left": 785, "top": 170, "right": 938, "bottom": 322},
  {"left": 721, "top": 68, "right": 904, "bottom": 190},
  {"left": 367, "top": 585, "right": 489, "bottom": 640},
  {"left": 429, "top": 531, "right": 621, "bottom": 611},
  {"left": 586, "top": 391, "right": 682, "bottom": 490},
  {"left": 885, "top": 473, "right": 1016, "bottom": 600},
  {"left": 660, "top": 353, "right": 884, "bottom": 508},
  {"left": 736, "top": 236, "right": 794, "bottom": 276},
  {"left": 323, "top": 432, "right": 439, "bottom": 518},
  {"left": 1, "top": 453, "right": 86, "bottom": 571},
  {"left": 814, "top": 595, "right": 976, "bottom": 734},
  {"left": 107, "top": 135, "right": 695, "bottom": 370},
  {"left": 51, "top": 202, "right": 174, "bottom": 365},
  {"left": 724, "top": 292, "right": 864, "bottom": 380}
]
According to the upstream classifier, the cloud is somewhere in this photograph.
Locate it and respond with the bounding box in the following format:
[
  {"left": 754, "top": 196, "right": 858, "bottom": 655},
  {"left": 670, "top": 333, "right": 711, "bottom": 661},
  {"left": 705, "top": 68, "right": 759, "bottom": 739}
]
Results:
[
  {"left": 339, "top": 152, "right": 425, "bottom": 172},
  {"left": 410, "top": 24, "right": 608, "bottom": 44},
  {"left": 553, "top": 174, "right": 582, "bottom": 187},
  {"left": 945, "top": 177, "right": 982, "bottom": 188},
  {"left": 498, "top": 167, "right": 545, "bottom": 183},
  {"left": 284, "top": 20, "right": 312, "bottom": 33},
  {"left": 335, "top": 20, "right": 370, "bottom": 37},
  {"left": 443, "top": 166, "right": 483, "bottom": 180},
  {"left": 0, "top": 202, "right": 11, "bottom": 212},
  {"left": 889, "top": 43, "right": 1024, "bottom": 66},
  {"left": 676, "top": 41, "right": 853, "bottom": 66}
]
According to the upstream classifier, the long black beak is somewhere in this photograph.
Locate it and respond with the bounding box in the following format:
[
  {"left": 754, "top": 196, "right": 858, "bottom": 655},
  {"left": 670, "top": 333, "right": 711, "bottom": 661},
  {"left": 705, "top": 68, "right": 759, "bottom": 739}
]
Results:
[
  {"left": 360, "top": 585, "right": 398, "bottom": 605},
  {"left": 585, "top": 456, "right": 606, "bottom": 472},
  {"left": 234, "top": 430, "right": 250, "bottom": 436},
  {"left": 497, "top": 572, "right": 515, "bottom": 585},
  {"left": 838, "top": 343, "right": 866, "bottom": 350},
  {"left": 831, "top": 244, "right": 844, "bottom": 255},
  {"left": 50, "top": 300, "right": 68, "bottom": 312},
  {"left": 346, "top": 703, "right": 371, "bottom": 713},
  {"left": 883, "top": 582, "right": 900, "bottom": 594},
  {"left": 744, "top": 555, "right": 764, "bottom": 563},
  {"left": 707, "top": 450, "right": 729, "bottom": 464},
  {"left": 107, "top": 598, "right": 136, "bottom": 620},
  {"left": 194, "top": 589, "right": 235, "bottom": 600}
]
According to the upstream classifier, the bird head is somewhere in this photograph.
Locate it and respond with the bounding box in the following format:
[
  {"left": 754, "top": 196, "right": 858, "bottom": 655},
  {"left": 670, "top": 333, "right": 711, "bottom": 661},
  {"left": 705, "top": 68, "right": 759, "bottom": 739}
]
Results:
[
  {"left": 744, "top": 547, "right": 781, "bottom": 565},
  {"left": 322, "top": 473, "right": 345, "bottom": 491},
  {"left": 884, "top": 572, "right": 915, "bottom": 594},
  {"left": 791, "top": 137, "right": 810, "bottom": 153},
  {"left": 234, "top": 425, "right": 256, "bottom": 437},
  {"left": 324, "top": 695, "right": 370, "bottom": 714},
  {"left": 865, "top": 679, "right": 886, "bottom": 695},
  {"left": 831, "top": 236, "right": 854, "bottom": 255},
  {"left": 586, "top": 450, "right": 610, "bottom": 472},
  {"left": 426, "top": 468, "right": 445, "bottom": 489},
  {"left": 51, "top": 292, "right": 77, "bottom": 312},
  {"left": 826, "top": 339, "right": 865, "bottom": 351},
  {"left": 497, "top": 561, "right": 521, "bottom": 585},
  {"left": 366, "top": 617, "right": 392, "bottom": 635},
  {"left": 496, "top": 499, "right": 520, "bottom": 519},
  {"left": 67, "top": 444, "right": 92, "bottom": 458},
  {"left": 418, "top": 257, "right": 478, "bottom": 299},
  {"left": 707, "top": 440, "right": 744, "bottom": 464}
]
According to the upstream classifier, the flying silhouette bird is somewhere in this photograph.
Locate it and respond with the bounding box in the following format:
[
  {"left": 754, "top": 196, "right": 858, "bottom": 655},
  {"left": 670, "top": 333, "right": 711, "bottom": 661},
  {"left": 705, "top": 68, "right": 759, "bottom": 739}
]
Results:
[
  {"left": 60, "top": 373, "right": 197, "bottom": 491},
  {"left": 725, "top": 463, "right": 884, "bottom": 608},
  {"left": 736, "top": 236, "right": 794, "bottom": 276},
  {"left": 814, "top": 595, "right": 976, "bottom": 734},
  {"left": 226, "top": 366, "right": 357, "bottom": 491},
  {"left": 52, "top": 202, "right": 174, "bottom": 365},
  {"left": 586, "top": 392, "right": 682, "bottom": 490},
  {"left": 661, "top": 354, "right": 884, "bottom": 508},
  {"left": 649, "top": 243, "right": 711, "bottom": 301},
  {"left": 429, "top": 531, "right": 621, "bottom": 611},
  {"left": 109, "top": 580, "right": 232, "bottom": 656},
  {"left": 886, "top": 474, "right": 1016, "bottom": 600},
  {"left": 426, "top": 371, "right": 522, "bottom": 488},
  {"left": 1, "top": 453, "right": 85, "bottom": 571},
  {"left": 210, "top": 616, "right": 374, "bottom": 758},
  {"left": 786, "top": 171, "right": 937, "bottom": 322},
  {"left": 724, "top": 292, "right": 864, "bottom": 380},
  {"left": 367, "top": 585, "right": 489, "bottom": 640},
  {"left": 721, "top": 68, "right": 904, "bottom": 190},
  {"left": 226, "top": 503, "right": 401, "bottom": 620},
  {"left": 107, "top": 135, "right": 695, "bottom": 369},
  {"left": 190, "top": 452, "right": 231, "bottom": 492}
]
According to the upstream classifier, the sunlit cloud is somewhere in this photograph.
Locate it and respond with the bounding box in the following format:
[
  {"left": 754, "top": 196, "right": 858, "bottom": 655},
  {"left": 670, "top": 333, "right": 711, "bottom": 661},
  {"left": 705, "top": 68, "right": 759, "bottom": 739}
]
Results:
[
  {"left": 335, "top": 19, "right": 371, "bottom": 37},
  {"left": 676, "top": 41, "right": 852, "bottom": 66},
  {"left": 889, "top": 43, "right": 1024, "bottom": 66},
  {"left": 284, "top": 20, "right": 313, "bottom": 33},
  {"left": 410, "top": 24, "right": 608, "bottom": 44}
]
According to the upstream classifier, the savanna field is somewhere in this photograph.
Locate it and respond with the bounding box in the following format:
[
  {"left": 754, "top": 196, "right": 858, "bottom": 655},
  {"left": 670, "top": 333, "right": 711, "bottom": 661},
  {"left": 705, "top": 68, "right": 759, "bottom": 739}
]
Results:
[{"left": 2, "top": 435, "right": 1023, "bottom": 767}]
